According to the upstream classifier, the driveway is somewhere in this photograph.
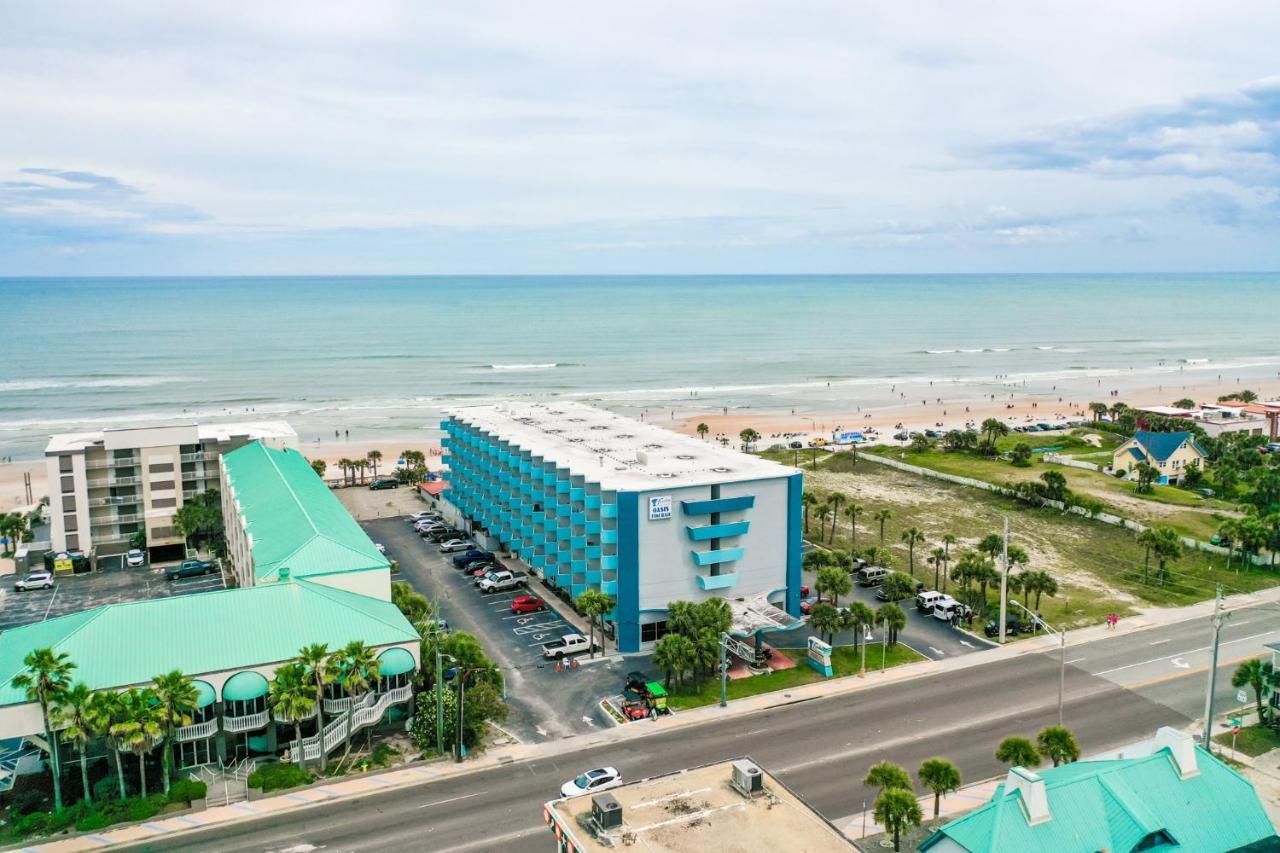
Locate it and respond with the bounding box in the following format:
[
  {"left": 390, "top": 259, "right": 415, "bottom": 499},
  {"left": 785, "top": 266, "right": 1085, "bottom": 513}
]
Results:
[
  {"left": 0, "top": 561, "right": 226, "bottom": 630},
  {"left": 364, "top": 517, "right": 626, "bottom": 744},
  {"left": 799, "top": 566, "right": 995, "bottom": 660}
]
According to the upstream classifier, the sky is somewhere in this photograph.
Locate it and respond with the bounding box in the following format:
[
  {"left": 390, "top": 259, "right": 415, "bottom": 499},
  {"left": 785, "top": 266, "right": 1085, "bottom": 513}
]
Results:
[{"left": 2, "top": 1, "right": 1280, "bottom": 275}]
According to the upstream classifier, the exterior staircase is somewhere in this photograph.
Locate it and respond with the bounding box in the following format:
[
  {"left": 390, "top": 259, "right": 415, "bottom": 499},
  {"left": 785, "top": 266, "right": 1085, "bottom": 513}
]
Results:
[
  {"left": 191, "top": 757, "right": 256, "bottom": 807},
  {"left": 285, "top": 685, "right": 412, "bottom": 764}
]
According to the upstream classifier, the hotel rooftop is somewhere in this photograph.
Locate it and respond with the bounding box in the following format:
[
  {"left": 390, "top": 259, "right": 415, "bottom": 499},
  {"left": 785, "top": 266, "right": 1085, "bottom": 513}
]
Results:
[
  {"left": 444, "top": 401, "right": 790, "bottom": 491},
  {"left": 45, "top": 420, "right": 297, "bottom": 454}
]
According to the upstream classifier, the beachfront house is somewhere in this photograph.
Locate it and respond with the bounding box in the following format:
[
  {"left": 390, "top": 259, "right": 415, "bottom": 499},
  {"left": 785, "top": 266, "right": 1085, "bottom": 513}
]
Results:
[
  {"left": 920, "top": 727, "right": 1277, "bottom": 852},
  {"left": 1110, "top": 430, "right": 1207, "bottom": 486}
]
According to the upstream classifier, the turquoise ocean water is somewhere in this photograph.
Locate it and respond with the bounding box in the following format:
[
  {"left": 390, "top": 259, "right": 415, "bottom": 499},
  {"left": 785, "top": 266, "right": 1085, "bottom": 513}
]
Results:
[{"left": 1, "top": 274, "right": 1278, "bottom": 458}]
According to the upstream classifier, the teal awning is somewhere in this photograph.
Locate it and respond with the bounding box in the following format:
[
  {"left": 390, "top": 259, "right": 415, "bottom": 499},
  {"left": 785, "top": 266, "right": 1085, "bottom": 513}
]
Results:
[
  {"left": 221, "top": 671, "right": 269, "bottom": 702},
  {"left": 193, "top": 679, "right": 216, "bottom": 708},
  {"left": 378, "top": 647, "right": 415, "bottom": 677}
]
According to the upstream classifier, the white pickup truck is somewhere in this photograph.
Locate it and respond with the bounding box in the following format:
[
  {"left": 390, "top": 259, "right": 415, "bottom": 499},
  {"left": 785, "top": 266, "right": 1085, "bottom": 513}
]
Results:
[
  {"left": 477, "top": 570, "right": 528, "bottom": 594},
  {"left": 541, "top": 633, "right": 600, "bottom": 660}
]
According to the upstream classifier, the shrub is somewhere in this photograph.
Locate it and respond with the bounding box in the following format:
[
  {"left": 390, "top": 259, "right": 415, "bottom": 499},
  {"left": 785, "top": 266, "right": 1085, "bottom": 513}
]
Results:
[
  {"left": 125, "top": 796, "right": 163, "bottom": 822},
  {"left": 167, "top": 778, "right": 207, "bottom": 804},
  {"left": 247, "top": 762, "right": 313, "bottom": 793},
  {"left": 93, "top": 775, "right": 122, "bottom": 803},
  {"left": 13, "top": 811, "right": 51, "bottom": 837},
  {"left": 74, "top": 810, "right": 113, "bottom": 832}
]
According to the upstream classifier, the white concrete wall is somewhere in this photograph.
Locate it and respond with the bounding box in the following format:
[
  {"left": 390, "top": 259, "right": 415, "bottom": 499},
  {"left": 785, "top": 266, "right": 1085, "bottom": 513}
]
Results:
[
  {"left": 633, "top": 477, "right": 790, "bottom": 616},
  {"left": 308, "top": 568, "right": 392, "bottom": 601}
]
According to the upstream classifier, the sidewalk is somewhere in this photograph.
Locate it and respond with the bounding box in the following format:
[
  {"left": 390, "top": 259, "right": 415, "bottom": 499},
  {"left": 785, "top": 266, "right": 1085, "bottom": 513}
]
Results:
[{"left": 27, "top": 584, "right": 1276, "bottom": 851}]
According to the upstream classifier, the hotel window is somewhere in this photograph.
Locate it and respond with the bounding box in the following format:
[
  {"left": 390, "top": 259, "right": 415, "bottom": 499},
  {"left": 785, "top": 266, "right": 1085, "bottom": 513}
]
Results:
[
  {"left": 64, "top": 514, "right": 78, "bottom": 532},
  {"left": 151, "top": 480, "right": 176, "bottom": 492},
  {"left": 640, "top": 621, "right": 670, "bottom": 643},
  {"left": 61, "top": 475, "right": 75, "bottom": 494},
  {"left": 62, "top": 496, "right": 76, "bottom": 513},
  {"left": 59, "top": 455, "right": 73, "bottom": 474},
  {"left": 65, "top": 534, "right": 79, "bottom": 550},
  {"left": 149, "top": 462, "right": 174, "bottom": 474}
]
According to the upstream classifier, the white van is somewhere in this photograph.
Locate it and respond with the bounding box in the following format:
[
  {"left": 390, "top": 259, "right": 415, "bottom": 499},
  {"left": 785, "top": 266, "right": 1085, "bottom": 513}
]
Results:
[
  {"left": 857, "top": 566, "right": 889, "bottom": 587},
  {"left": 915, "top": 590, "right": 945, "bottom": 614},
  {"left": 932, "top": 596, "right": 967, "bottom": 622}
]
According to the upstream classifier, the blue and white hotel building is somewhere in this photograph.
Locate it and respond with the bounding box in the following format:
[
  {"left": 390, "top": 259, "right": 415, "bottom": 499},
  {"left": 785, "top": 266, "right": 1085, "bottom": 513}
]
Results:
[{"left": 440, "top": 402, "right": 803, "bottom": 653}]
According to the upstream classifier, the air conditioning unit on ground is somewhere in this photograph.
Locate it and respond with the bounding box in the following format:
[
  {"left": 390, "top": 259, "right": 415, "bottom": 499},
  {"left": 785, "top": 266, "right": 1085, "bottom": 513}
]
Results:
[
  {"left": 731, "top": 759, "right": 764, "bottom": 797},
  {"left": 592, "top": 793, "right": 623, "bottom": 830}
]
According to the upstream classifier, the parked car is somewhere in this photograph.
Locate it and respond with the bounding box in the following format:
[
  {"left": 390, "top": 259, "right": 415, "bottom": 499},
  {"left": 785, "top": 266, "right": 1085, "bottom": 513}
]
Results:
[
  {"left": 14, "top": 571, "right": 54, "bottom": 591},
  {"left": 409, "top": 511, "right": 439, "bottom": 523},
  {"left": 915, "top": 590, "right": 946, "bottom": 613},
  {"left": 415, "top": 519, "right": 446, "bottom": 532},
  {"left": 424, "top": 528, "right": 459, "bottom": 542},
  {"left": 511, "top": 595, "right": 546, "bottom": 614},
  {"left": 374, "top": 543, "right": 387, "bottom": 554},
  {"left": 856, "top": 566, "right": 889, "bottom": 587},
  {"left": 560, "top": 767, "right": 622, "bottom": 799},
  {"left": 893, "top": 431, "right": 909, "bottom": 441},
  {"left": 800, "top": 596, "right": 827, "bottom": 615},
  {"left": 470, "top": 566, "right": 500, "bottom": 581},
  {"left": 984, "top": 615, "right": 1030, "bottom": 638},
  {"left": 452, "top": 549, "right": 495, "bottom": 567},
  {"left": 126, "top": 549, "right": 146, "bottom": 568},
  {"left": 369, "top": 478, "right": 399, "bottom": 490},
  {"left": 462, "top": 558, "right": 498, "bottom": 573},
  {"left": 165, "top": 559, "right": 218, "bottom": 580},
  {"left": 932, "top": 596, "right": 972, "bottom": 622},
  {"left": 440, "top": 539, "right": 477, "bottom": 553},
  {"left": 479, "top": 571, "right": 528, "bottom": 594},
  {"left": 788, "top": 441, "right": 804, "bottom": 449},
  {"left": 542, "top": 633, "right": 599, "bottom": 660}
]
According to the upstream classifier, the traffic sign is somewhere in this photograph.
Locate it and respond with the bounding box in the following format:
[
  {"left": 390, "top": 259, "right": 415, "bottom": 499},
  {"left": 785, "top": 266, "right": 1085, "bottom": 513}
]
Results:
[{"left": 1237, "top": 689, "right": 1249, "bottom": 705}]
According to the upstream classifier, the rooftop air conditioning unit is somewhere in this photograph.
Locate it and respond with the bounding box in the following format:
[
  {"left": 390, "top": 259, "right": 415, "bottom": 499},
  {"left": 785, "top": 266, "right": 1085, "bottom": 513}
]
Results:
[
  {"left": 731, "top": 759, "right": 764, "bottom": 797},
  {"left": 592, "top": 793, "right": 623, "bottom": 830}
]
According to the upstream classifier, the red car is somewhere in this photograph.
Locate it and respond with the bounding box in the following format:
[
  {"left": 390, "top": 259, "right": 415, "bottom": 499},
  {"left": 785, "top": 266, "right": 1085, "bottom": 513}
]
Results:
[
  {"left": 511, "top": 595, "right": 547, "bottom": 614},
  {"left": 469, "top": 564, "right": 497, "bottom": 577},
  {"left": 800, "top": 596, "right": 829, "bottom": 615}
]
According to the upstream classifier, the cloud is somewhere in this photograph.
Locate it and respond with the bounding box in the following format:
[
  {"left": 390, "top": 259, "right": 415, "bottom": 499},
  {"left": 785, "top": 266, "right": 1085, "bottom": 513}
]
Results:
[
  {"left": 974, "top": 77, "right": 1280, "bottom": 188},
  {"left": 1172, "top": 190, "right": 1244, "bottom": 226}
]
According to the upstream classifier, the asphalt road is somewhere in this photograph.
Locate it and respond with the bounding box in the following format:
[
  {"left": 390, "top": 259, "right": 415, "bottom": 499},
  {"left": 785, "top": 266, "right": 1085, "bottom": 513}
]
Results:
[
  {"left": 366, "top": 517, "right": 622, "bottom": 743},
  {"left": 142, "top": 603, "right": 1280, "bottom": 853}
]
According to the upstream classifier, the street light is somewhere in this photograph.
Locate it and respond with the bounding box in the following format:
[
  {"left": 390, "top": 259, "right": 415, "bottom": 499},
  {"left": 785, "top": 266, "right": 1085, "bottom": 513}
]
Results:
[{"left": 1008, "top": 599, "right": 1066, "bottom": 726}]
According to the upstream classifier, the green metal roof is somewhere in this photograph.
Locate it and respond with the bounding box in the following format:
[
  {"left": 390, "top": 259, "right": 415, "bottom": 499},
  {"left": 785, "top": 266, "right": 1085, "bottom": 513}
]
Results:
[
  {"left": 0, "top": 579, "right": 419, "bottom": 707},
  {"left": 921, "top": 748, "right": 1276, "bottom": 853},
  {"left": 222, "top": 441, "right": 390, "bottom": 582},
  {"left": 222, "top": 671, "right": 269, "bottom": 702}
]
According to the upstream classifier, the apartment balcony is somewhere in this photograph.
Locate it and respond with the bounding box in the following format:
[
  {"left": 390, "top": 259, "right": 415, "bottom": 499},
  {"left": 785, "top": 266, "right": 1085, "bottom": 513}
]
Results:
[
  {"left": 181, "top": 468, "right": 217, "bottom": 482},
  {"left": 173, "top": 718, "right": 219, "bottom": 743},
  {"left": 85, "top": 455, "right": 140, "bottom": 470},
  {"left": 86, "top": 475, "right": 140, "bottom": 489},
  {"left": 88, "top": 495, "right": 140, "bottom": 508},
  {"left": 222, "top": 709, "right": 270, "bottom": 733},
  {"left": 601, "top": 528, "right": 618, "bottom": 545},
  {"left": 600, "top": 503, "right": 617, "bottom": 519},
  {"left": 585, "top": 495, "right": 602, "bottom": 510},
  {"left": 91, "top": 513, "right": 140, "bottom": 527},
  {"left": 179, "top": 451, "right": 207, "bottom": 463}
]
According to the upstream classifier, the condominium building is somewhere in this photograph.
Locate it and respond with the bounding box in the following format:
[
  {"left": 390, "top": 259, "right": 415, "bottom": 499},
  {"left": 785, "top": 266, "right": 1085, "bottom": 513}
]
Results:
[
  {"left": 44, "top": 422, "right": 296, "bottom": 561},
  {"left": 220, "top": 441, "right": 392, "bottom": 601},
  {"left": 441, "top": 402, "right": 802, "bottom": 653}
]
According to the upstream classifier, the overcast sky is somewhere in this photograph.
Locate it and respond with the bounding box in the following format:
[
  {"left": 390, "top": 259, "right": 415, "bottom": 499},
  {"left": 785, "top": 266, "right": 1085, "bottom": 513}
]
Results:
[{"left": 3, "top": 1, "right": 1280, "bottom": 275}]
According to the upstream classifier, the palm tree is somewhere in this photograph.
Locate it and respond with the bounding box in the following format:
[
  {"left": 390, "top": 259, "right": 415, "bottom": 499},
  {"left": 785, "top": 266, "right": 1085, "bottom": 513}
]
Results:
[
  {"left": 89, "top": 691, "right": 128, "bottom": 800},
  {"left": 874, "top": 509, "right": 892, "bottom": 545},
  {"left": 1233, "top": 658, "right": 1274, "bottom": 725},
  {"left": 901, "top": 527, "right": 926, "bottom": 578},
  {"left": 809, "top": 603, "right": 843, "bottom": 644},
  {"left": 652, "top": 634, "right": 695, "bottom": 688},
  {"left": 296, "top": 643, "right": 335, "bottom": 772},
  {"left": 816, "top": 502, "right": 832, "bottom": 542},
  {"left": 367, "top": 449, "right": 383, "bottom": 477},
  {"left": 270, "top": 662, "right": 318, "bottom": 767},
  {"left": 666, "top": 600, "right": 699, "bottom": 639},
  {"left": 816, "top": 565, "right": 851, "bottom": 607},
  {"left": 696, "top": 423, "right": 709, "bottom": 440},
  {"left": 112, "top": 688, "right": 165, "bottom": 796},
  {"left": 826, "top": 493, "right": 846, "bottom": 544},
  {"left": 846, "top": 602, "right": 875, "bottom": 654},
  {"left": 152, "top": 670, "right": 199, "bottom": 794},
  {"left": 941, "top": 534, "right": 957, "bottom": 591},
  {"left": 739, "top": 428, "right": 760, "bottom": 451},
  {"left": 1028, "top": 570, "right": 1058, "bottom": 611},
  {"left": 863, "top": 760, "right": 912, "bottom": 792},
  {"left": 1037, "top": 725, "right": 1080, "bottom": 767},
  {"left": 981, "top": 417, "right": 1009, "bottom": 447},
  {"left": 13, "top": 648, "right": 75, "bottom": 810},
  {"left": 1088, "top": 402, "right": 1108, "bottom": 424},
  {"left": 927, "top": 548, "right": 947, "bottom": 591},
  {"left": 52, "top": 682, "right": 97, "bottom": 806},
  {"left": 336, "top": 641, "right": 378, "bottom": 765},
  {"left": 876, "top": 603, "right": 907, "bottom": 646},
  {"left": 1151, "top": 526, "right": 1184, "bottom": 586},
  {"left": 918, "top": 758, "right": 961, "bottom": 825},
  {"left": 846, "top": 503, "right": 863, "bottom": 550},
  {"left": 801, "top": 491, "right": 818, "bottom": 535},
  {"left": 576, "top": 589, "right": 615, "bottom": 659},
  {"left": 875, "top": 788, "right": 923, "bottom": 853},
  {"left": 996, "top": 736, "right": 1040, "bottom": 767},
  {"left": 337, "top": 457, "right": 353, "bottom": 486}
]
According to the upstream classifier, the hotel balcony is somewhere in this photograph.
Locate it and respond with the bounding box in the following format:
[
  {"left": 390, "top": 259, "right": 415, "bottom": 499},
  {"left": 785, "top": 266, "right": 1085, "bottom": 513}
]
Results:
[
  {"left": 86, "top": 475, "right": 140, "bottom": 489},
  {"left": 85, "top": 455, "right": 140, "bottom": 470},
  {"left": 222, "top": 709, "right": 270, "bottom": 733},
  {"left": 173, "top": 718, "right": 219, "bottom": 743},
  {"left": 91, "top": 513, "right": 141, "bottom": 527},
  {"left": 88, "top": 495, "right": 140, "bottom": 508},
  {"left": 179, "top": 451, "right": 207, "bottom": 463}
]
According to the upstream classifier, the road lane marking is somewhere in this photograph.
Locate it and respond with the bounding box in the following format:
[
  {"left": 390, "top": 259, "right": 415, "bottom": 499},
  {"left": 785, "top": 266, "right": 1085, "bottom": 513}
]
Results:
[
  {"left": 1171, "top": 657, "right": 1191, "bottom": 669},
  {"left": 417, "top": 791, "right": 486, "bottom": 810},
  {"left": 1065, "top": 658, "right": 1086, "bottom": 664},
  {"left": 1094, "top": 629, "right": 1280, "bottom": 677},
  {"left": 1149, "top": 639, "right": 1171, "bottom": 646},
  {"left": 42, "top": 584, "right": 60, "bottom": 622}
]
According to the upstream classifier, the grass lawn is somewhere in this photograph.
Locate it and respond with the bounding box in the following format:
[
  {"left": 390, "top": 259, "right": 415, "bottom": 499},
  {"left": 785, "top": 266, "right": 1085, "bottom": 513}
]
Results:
[
  {"left": 866, "top": 444, "right": 1237, "bottom": 542},
  {"left": 789, "top": 454, "right": 1278, "bottom": 629},
  {"left": 1213, "top": 723, "right": 1280, "bottom": 757},
  {"left": 665, "top": 643, "right": 924, "bottom": 710}
]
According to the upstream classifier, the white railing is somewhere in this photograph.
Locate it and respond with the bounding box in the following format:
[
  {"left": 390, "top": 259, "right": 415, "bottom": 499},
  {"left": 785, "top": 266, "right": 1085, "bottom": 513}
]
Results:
[
  {"left": 87, "top": 476, "right": 140, "bottom": 488},
  {"left": 91, "top": 513, "right": 140, "bottom": 527},
  {"left": 86, "top": 456, "right": 139, "bottom": 470},
  {"left": 174, "top": 718, "right": 219, "bottom": 742},
  {"left": 180, "top": 452, "right": 207, "bottom": 462},
  {"left": 222, "top": 709, "right": 270, "bottom": 733},
  {"left": 285, "top": 686, "right": 412, "bottom": 764},
  {"left": 323, "top": 696, "right": 354, "bottom": 715},
  {"left": 89, "top": 495, "right": 139, "bottom": 508}
]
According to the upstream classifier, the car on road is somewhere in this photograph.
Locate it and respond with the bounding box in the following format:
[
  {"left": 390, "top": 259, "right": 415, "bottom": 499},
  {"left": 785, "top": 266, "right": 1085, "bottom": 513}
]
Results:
[
  {"left": 560, "top": 767, "right": 622, "bottom": 799},
  {"left": 369, "top": 478, "right": 399, "bottom": 490},
  {"left": 452, "top": 549, "right": 495, "bottom": 567},
  {"left": 542, "top": 633, "right": 599, "bottom": 660},
  {"left": 439, "top": 539, "right": 477, "bottom": 553},
  {"left": 511, "top": 595, "right": 546, "bottom": 614},
  {"left": 478, "top": 571, "right": 528, "bottom": 594},
  {"left": 126, "top": 549, "right": 146, "bottom": 568},
  {"left": 14, "top": 571, "right": 54, "bottom": 592},
  {"left": 165, "top": 559, "right": 218, "bottom": 580}
]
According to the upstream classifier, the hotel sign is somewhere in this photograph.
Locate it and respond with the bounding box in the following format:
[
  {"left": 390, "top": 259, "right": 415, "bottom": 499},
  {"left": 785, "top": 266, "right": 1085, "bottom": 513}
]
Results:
[{"left": 648, "top": 495, "right": 672, "bottom": 520}]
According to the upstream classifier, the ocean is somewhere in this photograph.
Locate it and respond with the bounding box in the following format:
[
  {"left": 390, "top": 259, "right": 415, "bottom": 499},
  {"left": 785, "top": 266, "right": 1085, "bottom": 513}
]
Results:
[{"left": 2, "top": 274, "right": 1279, "bottom": 458}]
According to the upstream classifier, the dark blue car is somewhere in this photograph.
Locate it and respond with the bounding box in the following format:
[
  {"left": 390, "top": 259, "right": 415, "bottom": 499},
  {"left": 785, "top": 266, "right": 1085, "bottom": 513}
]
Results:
[{"left": 452, "top": 549, "right": 494, "bottom": 567}]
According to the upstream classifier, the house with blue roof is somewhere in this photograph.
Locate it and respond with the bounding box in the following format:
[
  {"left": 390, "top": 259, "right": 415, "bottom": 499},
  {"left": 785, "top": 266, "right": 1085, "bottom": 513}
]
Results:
[
  {"left": 1111, "top": 430, "right": 1208, "bottom": 486},
  {"left": 920, "top": 727, "right": 1278, "bottom": 853}
]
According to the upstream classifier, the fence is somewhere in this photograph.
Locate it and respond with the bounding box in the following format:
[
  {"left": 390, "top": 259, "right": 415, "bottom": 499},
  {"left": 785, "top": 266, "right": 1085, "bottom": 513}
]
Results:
[
  {"left": 1042, "top": 453, "right": 1102, "bottom": 472},
  {"left": 859, "top": 452, "right": 1269, "bottom": 566}
]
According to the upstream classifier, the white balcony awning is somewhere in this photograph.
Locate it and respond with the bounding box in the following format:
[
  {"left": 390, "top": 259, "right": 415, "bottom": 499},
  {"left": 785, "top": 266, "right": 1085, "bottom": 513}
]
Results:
[{"left": 728, "top": 592, "right": 802, "bottom": 638}]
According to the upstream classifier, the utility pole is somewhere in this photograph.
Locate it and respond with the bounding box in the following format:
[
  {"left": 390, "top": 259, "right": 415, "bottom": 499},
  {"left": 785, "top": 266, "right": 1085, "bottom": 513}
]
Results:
[
  {"left": 719, "top": 633, "right": 729, "bottom": 708},
  {"left": 999, "top": 516, "right": 1010, "bottom": 645},
  {"left": 435, "top": 647, "right": 444, "bottom": 757},
  {"left": 1202, "top": 586, "right": 1228, "bottom": 751}
]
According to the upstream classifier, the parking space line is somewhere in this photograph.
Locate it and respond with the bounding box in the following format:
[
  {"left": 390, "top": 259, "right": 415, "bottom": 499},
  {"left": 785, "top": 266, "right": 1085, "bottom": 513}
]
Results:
[{"left": 42, "top": 585, "right": 60, "bottom": 622}]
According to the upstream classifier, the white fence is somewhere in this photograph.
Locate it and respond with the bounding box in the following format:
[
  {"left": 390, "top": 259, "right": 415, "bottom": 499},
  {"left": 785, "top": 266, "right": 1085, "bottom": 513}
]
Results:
[
  {"left": 1042, "top": 453, "right": 1102, "bottom": 472},
  {"left": 859, "top": 452, "right": 1269, "bottom": 565}
]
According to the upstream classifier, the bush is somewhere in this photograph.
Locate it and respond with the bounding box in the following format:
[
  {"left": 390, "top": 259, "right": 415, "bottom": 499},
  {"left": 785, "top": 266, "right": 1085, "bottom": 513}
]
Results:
[
  {"left": 13, "top": 811, "right": 52, "bottom": 837},
  {"left": 74, "top": 809, "right": 113, "bottom": 832},
  {"left": 247, "top": 762, "right": 313, "bottom": 793},
  {"left": 166, "top": 778, "right": 207, "bottom": 805},
  {"left": 93, "top": 775, "right": 123, "bottom": 803}
]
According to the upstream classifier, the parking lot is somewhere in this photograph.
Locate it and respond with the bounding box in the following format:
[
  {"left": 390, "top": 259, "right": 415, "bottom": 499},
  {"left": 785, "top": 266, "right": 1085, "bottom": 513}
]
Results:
[
  {"left": 364, "top": 516, "right": 633, "bottom": 743},
  {"left": 0, "top": 561, "right": 225, "bottom": 630}
]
